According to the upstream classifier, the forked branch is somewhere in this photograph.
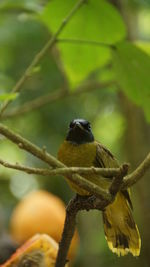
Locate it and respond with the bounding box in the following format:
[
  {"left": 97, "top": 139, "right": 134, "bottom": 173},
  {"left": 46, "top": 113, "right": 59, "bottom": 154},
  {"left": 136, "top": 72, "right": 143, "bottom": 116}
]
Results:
[{"left": 0, "top": 122, "right": 150, "bottom": 267}]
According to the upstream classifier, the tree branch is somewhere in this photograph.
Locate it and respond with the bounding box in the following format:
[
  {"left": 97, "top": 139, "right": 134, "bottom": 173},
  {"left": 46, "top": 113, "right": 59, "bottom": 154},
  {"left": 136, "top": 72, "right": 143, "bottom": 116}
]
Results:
[
  {"left": 0, "top": 158, "right": 122, "bottom": 177},
  {"left": 0, "top": 123, "right": 150, "bottom": 267},
  {"left": 0, "top": 122, "right": 149, "bottom": 193},
  {"left": 109, "top": 163, "right": 129, "bottom": 195},
  {"left": 122, "top": 153, "right": 150, "bottom": 189},
  {"left": 55, "top": 196, "right": 78, "bottom": 267},
  {"left": 0, "top": 0, "right": 86, "bottom": 117},
  {"left": 56, "top": 153, "right": 150, "bottom": 267},
  {"left": 55, "top": 193, "right": 115, "bottom": 267},
  {"left": 2, "top": 90, "right": 66, "bottom": 120},
  {"left": 2, "top": 81, "right": 112, "bottom": 120},
  {"left": 0, "top": 123, "right": 62, "bottom": 168},
  {"left": 0, "top": 123, "right": 112, "bottom": 201},
  {"left": 0, "top": 123, "right": 150, "bottom": 194}
]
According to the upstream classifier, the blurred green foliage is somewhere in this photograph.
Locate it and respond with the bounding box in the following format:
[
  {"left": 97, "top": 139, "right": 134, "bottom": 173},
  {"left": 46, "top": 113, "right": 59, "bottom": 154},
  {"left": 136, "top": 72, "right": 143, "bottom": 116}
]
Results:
[
  {"left": 113, "top": 41, "right": 150, "bottom": 120},
  {"left": 40, "top": 0, "right": 126, "bottom": 85},
  {"left": 0, "top": 0, "right": 150, "bottom": 267}
]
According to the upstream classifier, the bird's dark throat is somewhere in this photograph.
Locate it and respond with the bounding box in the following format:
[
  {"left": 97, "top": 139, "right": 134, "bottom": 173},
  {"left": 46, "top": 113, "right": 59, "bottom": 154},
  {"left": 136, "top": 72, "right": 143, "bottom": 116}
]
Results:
[{"left": 66, "top": 126, "right": 94, "bottom": 145}]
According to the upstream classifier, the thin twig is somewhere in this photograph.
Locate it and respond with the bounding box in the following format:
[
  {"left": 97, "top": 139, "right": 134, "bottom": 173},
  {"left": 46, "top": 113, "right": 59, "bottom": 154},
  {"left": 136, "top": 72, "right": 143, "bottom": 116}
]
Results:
[
  {"left": 0, "top": 123, "right": 62, "bottom": 168},
  {"left": 0, "top": 0, "right": 86, "bottom": 117},
  {"left": 0, "top": 123, "right": 111, "bottom": 201},
  {"left": 0, "top": 159, "right": 52, "bottom": 175},
  {"left": 0, "top": 124, "right": 150, "bottom": 193},
  {"left": 0, "top": 158, "right": 122, "bottom": 177},
  {"left": 109, "top": 163, "right": 129, "bottom": 196},
  {"left": 0, "top": 130, "right": 150, "bottom": 267},
  {"left": 122, "top": 153, "right": 150, "bottom": 189},
  {"left": 2, "top": 81, "right": 112, "bottom": 120},
  {"left": 2, "top": 90, "right": 66, "bottom": 120}
]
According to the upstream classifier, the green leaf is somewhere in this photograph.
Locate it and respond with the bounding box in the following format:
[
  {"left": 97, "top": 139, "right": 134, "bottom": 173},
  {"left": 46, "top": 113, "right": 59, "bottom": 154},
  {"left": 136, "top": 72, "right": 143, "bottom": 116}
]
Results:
[
  {"left": 0, "top": 92, "right": 18, "bottom": 101},
  {"left": 98, "top": 66, "right": 115, "bottom": 83},
  {"left": 41, "top": 0, "right": 126, "bottom": 44},
  {"left": 135, "top": 41, "right": 150, "bottom": 55},
  {"left": 113, "top": 41, "right": 150, "bottom": 121},
  {"left": 58, "top": 43, "right": 111, "bottom": 87},
  {"left": 40, "top": 0, "right": 126, "bottom": 85}
]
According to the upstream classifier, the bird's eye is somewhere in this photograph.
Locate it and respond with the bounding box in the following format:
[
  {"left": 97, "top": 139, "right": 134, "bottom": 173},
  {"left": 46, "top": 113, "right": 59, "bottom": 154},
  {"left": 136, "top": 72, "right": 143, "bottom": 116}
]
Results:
[{"left": 84, "top": 123, "right": 91, "bottom": 131}]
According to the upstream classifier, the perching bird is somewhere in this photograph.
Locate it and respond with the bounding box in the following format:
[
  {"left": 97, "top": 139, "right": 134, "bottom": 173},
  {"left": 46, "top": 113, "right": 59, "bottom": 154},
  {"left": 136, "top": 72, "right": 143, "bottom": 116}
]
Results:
[{"left": 58, "top": 118, "right": 141, "bottom": 256}]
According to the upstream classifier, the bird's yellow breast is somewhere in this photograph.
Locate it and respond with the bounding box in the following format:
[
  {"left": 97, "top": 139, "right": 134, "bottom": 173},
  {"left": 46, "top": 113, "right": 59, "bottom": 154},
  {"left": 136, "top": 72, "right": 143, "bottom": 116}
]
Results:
[
  {"left": 58, "top": 141, "right": 101, "bottom": 195},
  {"left": 58, "top": 140, "right": 97, "bottom": 168}
]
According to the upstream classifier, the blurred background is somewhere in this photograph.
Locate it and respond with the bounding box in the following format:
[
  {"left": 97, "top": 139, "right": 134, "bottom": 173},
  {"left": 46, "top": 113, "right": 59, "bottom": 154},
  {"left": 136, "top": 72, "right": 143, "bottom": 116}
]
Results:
[{"left": 0, "top": 0, "right": 150, "bottom": 266}]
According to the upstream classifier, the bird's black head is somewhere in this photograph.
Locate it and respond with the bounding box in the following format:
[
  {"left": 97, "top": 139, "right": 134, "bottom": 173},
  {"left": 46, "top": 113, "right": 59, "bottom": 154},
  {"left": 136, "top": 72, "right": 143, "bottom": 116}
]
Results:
[{"left": 66, "top": 119, "right": 94, "bottom": 144}]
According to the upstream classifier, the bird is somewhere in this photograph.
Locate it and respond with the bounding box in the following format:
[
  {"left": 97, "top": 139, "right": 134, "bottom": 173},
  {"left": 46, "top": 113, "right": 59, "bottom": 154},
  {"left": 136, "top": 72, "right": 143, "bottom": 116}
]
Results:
[{"left": 58, "top": 118, "right": 141, "bottom": 256}]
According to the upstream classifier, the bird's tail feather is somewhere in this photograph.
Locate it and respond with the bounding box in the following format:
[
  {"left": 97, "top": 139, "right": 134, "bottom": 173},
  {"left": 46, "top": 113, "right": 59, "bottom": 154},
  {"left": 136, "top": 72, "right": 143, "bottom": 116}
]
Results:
[{"left": 102, "top": 192, "right": 141, "bottom": 256}]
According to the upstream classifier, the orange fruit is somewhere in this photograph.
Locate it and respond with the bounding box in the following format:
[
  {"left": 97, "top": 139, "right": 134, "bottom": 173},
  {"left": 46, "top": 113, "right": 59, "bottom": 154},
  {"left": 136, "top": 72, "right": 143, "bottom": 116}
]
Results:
[
  {"left": 1, "top": 234, "right": 68, "bottom": 267},
  {"left": 10, "top": 190, "right": 79, "bottom": 260}
]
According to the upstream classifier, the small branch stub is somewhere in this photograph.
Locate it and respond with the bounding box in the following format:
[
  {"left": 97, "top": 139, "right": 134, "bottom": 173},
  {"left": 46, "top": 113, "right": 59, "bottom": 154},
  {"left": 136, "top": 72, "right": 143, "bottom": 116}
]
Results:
[
  {"left": 109, "top": 163, "right": 129, "bottom": 196},
  {"left": 0, "top": 124, "right": 150, "bottom": 267}
]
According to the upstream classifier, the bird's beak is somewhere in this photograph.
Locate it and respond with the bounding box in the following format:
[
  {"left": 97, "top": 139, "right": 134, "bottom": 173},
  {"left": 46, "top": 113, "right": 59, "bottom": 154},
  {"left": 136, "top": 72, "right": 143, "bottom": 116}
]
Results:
[{"left": 74, "top": 122, "right": 84, "bottom": 130}]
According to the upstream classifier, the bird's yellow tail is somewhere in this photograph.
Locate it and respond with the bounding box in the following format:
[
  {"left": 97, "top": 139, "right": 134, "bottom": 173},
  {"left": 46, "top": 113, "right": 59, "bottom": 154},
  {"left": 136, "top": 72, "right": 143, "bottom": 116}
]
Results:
[{"left": 102, "top": 192, "right": 141, "bottom": 256}]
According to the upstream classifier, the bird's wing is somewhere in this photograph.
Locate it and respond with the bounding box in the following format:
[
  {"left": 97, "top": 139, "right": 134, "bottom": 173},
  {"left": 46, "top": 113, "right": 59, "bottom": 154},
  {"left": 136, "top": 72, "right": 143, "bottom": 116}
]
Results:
[
  {"left": 94, "top": 142, "right": 133, "bottom": 210},
  {"left": 94, "top": 142, "right": 119, "bottom": 169}
]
